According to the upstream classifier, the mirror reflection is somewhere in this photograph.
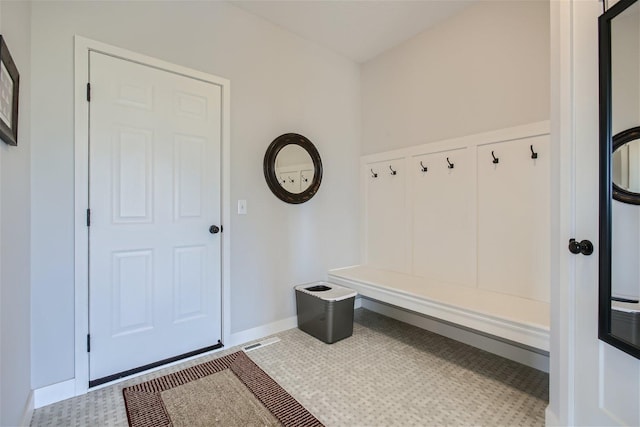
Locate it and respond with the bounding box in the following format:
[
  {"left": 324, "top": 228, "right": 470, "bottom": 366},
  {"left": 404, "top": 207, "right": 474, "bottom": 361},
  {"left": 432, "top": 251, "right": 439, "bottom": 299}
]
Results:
[
  {"left": 612, "top": 0, "right": 640, "bottom": 136},
  {"left": 611, "top": 299, "right": 640, "bottom": 346},
  {"left": 613, "top": 138, "right": 640, "bottom": 192},
  {"left": 610, "top": 0, "right": 640, "bottom": 348},
  {"left": 275, "top": 144, "right": 315, "bottom": 194}
]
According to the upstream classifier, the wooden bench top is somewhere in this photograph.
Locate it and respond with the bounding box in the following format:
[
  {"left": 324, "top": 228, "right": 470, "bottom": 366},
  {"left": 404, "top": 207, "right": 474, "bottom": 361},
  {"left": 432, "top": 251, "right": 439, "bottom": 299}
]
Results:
[{"left": 328, "top": 265, "right": 550, "bottom": 352}]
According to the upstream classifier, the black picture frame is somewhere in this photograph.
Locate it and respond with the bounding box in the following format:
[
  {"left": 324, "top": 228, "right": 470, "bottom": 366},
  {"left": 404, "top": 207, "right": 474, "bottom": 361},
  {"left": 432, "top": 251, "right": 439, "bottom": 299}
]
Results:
[
  {"left": 0, "top": 35, "right": 19, "bottom": 146},
  {"left": 598, "top": 0, "right": 640, "bottom": 360},
  {"left": 263, "top": 133, "right": 323, "bottom": 204}
]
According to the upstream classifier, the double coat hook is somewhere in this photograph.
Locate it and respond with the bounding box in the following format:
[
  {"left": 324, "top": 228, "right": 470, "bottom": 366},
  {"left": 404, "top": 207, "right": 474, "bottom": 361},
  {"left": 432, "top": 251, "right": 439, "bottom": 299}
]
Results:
[{"left": 446, "top": 157, "right": 454, "bottom": 169}]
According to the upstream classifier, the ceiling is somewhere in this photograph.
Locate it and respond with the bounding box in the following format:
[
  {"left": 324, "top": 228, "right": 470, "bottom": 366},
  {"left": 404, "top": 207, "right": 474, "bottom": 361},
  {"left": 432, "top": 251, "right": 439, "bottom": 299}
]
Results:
[{"left": 230, "top": 1, "right": 474, "bottom": 63}]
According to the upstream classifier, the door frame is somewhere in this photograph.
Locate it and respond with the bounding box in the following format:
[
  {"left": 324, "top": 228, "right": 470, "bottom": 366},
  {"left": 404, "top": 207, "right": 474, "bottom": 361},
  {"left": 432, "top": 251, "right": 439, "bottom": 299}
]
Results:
[
  {"left": 73, "top": 36, "right": 231, "bottom": 395},
  {"left": 548, "top": 0, "right": 576, "bottom": 423}
]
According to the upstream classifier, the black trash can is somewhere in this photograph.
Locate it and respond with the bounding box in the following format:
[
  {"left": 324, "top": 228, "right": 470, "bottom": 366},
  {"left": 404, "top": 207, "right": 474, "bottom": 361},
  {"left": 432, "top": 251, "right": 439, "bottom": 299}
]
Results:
[
  {"left": 295, "top": 282, "right": 357, "bottom": 344},
  {"left": 611, "top": 305, "right": 640, "bottom": 346}
]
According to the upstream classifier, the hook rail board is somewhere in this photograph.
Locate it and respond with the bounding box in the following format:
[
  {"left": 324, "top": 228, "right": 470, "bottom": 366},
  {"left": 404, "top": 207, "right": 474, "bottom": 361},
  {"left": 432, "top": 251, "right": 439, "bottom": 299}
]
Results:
[{"left": 360, "top": 121, "right": 550, "bottom": 305}]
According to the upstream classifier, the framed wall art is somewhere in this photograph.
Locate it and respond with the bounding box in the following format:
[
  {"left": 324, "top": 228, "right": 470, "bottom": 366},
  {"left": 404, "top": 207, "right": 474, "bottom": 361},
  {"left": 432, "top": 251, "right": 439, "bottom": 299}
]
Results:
[{"left": 0, "top": 35, "right": 19, "bottom": 146}]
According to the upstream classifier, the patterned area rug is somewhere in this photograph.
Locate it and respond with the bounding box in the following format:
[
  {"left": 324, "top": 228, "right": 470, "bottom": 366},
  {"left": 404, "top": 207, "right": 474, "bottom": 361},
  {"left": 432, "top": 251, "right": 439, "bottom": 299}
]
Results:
[{"left": 123, "top": 351, "right": 323, "bottom": 427}]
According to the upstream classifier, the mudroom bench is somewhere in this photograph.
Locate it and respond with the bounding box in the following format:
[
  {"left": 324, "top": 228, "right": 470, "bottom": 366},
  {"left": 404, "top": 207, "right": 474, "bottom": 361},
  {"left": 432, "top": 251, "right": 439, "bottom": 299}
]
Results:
[{"left": 328, "top": 265, "right": 550, "bottom": 352}]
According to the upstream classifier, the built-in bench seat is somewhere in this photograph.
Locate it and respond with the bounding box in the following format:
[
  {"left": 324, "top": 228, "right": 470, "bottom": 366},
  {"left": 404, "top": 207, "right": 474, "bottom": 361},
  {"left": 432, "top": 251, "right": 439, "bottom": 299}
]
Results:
[{"left": 328, "top": 265, "right": 550, "bottom": 352}]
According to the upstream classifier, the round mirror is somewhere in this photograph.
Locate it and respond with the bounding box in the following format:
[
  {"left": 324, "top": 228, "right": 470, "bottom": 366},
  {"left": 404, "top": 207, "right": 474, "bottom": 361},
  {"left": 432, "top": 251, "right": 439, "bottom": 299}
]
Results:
[
  {"left": 263, "top": 133, "right": 322, "bottom": 204},
  {"left": 613, "top": 126, "right": 640, "bottom": 204},
  {"left": 276, "top": 145, "right": 315, "bottom": 194}
]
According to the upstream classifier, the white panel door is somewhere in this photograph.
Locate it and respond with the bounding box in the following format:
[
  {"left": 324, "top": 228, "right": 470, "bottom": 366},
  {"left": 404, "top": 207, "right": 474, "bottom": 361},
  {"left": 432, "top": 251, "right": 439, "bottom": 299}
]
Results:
[
  {"left": 88, "top": 52, "right": 222, "bottom": 382},
  {"left": 568, "top": 1, "right": 640, "bottom": 425},
  {"left": 477, "top": 136, "right": 550, "bottom": 302},
  {"left": 412, "top": 149, "right": 475, "bottom": 287}
]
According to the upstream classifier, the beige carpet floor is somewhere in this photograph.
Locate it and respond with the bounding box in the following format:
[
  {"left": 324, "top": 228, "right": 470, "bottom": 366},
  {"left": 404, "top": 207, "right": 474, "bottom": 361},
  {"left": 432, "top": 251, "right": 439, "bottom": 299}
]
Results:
[{"left": 30, "top": 308, "right": 548, "bottom": 426}]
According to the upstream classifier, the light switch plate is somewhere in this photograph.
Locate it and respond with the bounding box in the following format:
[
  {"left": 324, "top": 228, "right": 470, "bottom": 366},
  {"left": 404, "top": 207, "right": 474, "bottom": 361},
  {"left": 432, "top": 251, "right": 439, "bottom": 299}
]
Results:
[{"left": 238, "top": 199, "right": 247, "bottom": 215}]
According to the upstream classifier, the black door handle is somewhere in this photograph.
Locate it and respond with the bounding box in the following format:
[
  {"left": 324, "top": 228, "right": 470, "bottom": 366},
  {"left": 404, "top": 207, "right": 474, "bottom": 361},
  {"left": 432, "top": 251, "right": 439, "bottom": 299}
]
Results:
[
  {"left": 209, "top": 225, "right": 220, "bottom": 234},
  {"left": 568, "top": 238, "right": 593, "bottom": 256}
]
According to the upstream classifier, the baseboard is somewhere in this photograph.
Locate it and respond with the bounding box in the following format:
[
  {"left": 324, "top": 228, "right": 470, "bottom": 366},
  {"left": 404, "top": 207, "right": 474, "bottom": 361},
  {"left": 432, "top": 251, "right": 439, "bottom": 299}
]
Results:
[
  {"left": 545, "top": 405, "right": 560, "bottom": 426},
  {"left": 361, "top": 298, "right": 550, "bottom": 372},
  {"left": 19, "top": 390, "right": 34, "bottom": 426},
  {"left": 228, "top": 315, "right": 298, "bottom": 348},
  {"left": 33, "top": 299, "right": 361, "bottom": 410},
  {"left": 35, "top": 315, "right": 301, "bottom": 408},
  {"left": 34, "top": 379, "right": 75, "bottom": 409},
  {"left": 354, "top": 296, "right": 362, "bottom": 309},
  {"left": 229, "top": 298, "right": 361, "bottom": 347}
]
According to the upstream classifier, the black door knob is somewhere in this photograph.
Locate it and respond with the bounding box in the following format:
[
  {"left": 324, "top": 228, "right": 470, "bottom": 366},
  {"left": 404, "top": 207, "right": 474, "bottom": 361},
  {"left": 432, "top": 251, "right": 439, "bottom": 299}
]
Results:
[
  {"left": 568, "top": 238, "right": 593, "bottom": 256},
  {"left": 209, "top": 225, "right": 220, "bottom": 234}
]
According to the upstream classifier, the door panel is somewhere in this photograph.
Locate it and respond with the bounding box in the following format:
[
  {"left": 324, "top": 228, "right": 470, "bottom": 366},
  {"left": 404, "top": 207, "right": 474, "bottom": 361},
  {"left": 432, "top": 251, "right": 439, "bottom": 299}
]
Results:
[
  {"left": 412, "top": 148, "right": 474, "bottom": 287},
  {"left": 173, "top": 245, "right": 207, "bottom": 322},
  {"left": 365, "top": 159, "right": 408, "bottom": 273},
  {"left": 572, "top": 1, "right": 640, "bottom": 424},
  {"left": 111, "top": 250, "right": 154, "bottom": 337},
  {"left": 174, "top": 136, "right": 205, "bottom": 219},
  {"left": 601, "top": 346, "right": 640, "bottom": 425},
  {"left": 573, "top": 1, "right": 617, "bottom": 424},
  {"left": 88, "top": 52, "right": 222, "bottom": 382},
  {"left": 477, "top": 136, "right": 550, "bottom": 302},
  {"left": 113, "top": 127, "right": 153, "bottom": 222}
]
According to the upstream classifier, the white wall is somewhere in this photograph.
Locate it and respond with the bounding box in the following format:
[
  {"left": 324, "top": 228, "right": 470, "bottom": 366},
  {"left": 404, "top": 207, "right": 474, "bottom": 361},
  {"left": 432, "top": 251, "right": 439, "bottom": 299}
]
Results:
[
  {"left": 361, "top": 0, "right": 549, "bottom": 154},
  {"left": 0, "top": 0, "right": 32, "bottom": 425},
  {"left": 30, "top": 1, "right": 360, "bottom": 389}
]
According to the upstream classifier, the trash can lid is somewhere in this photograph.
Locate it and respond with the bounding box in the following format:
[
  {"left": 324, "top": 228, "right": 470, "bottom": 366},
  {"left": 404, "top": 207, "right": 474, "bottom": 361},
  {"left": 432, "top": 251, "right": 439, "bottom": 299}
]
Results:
[
  {"left": 295, "top": 281, "right": 357, "bottom": 301},
  {"left": 612, "top": 300, "right": 640, "bottom": 314}
]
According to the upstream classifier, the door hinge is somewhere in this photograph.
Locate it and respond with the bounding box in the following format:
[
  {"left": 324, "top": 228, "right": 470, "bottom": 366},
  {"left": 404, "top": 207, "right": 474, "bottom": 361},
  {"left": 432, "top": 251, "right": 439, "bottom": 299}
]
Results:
[
  {"left": 86, "top": 209, "right": 91, "bottom": 227},
  {"left": 87, "top": 334, "right": 91, "bottom": 353},
  {"left": 86, "top": 83, "right": 91, "bottom": 102}
]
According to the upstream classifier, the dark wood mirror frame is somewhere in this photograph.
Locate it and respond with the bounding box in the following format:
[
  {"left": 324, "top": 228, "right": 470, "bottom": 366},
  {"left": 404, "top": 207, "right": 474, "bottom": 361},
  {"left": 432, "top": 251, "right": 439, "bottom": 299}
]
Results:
[
  {"left": 263, "top": 133, "right": 323, "bottom": 204},
  {"left": 599, "top": 0, "right": 640, "bottom": 360},
  {"left": 0, "top": 35, "right": 19, "bottom": 147},
  {"left": 612, "top": 126, "right": 640, "bottom": 205}
]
